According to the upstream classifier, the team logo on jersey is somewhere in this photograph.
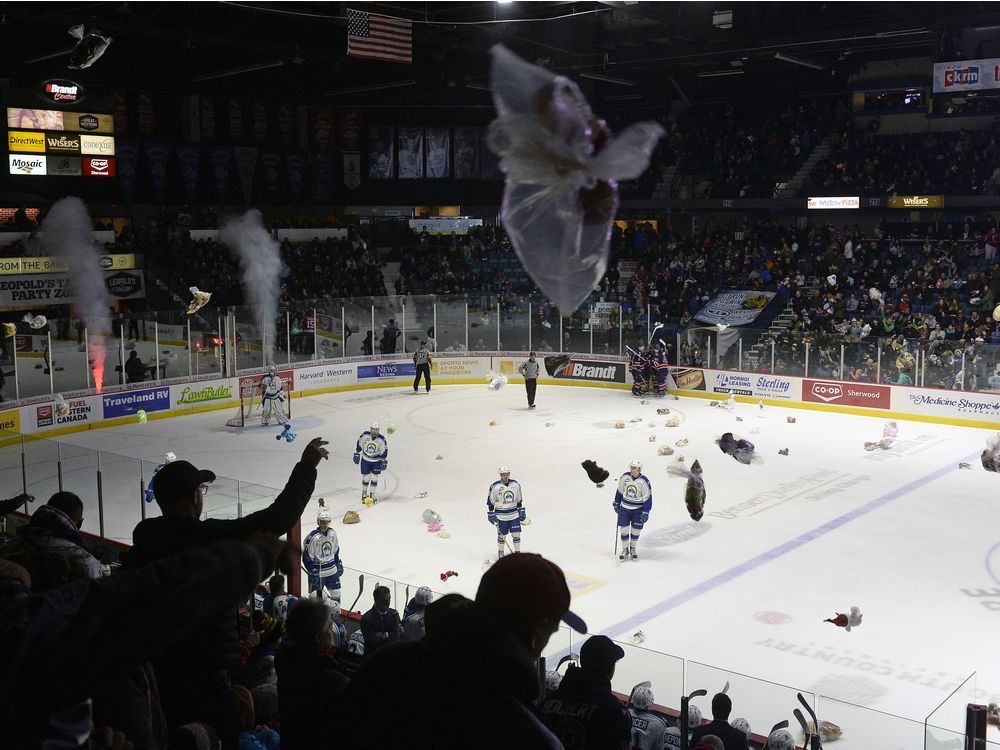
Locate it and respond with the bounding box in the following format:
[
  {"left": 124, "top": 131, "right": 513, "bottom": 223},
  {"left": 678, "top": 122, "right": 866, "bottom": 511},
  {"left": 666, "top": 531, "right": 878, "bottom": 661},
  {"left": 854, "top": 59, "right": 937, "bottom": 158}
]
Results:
[
  {"left": 624, "top": 483, "right": 640, "bottom": 499},
  {"left": 500, "top": 488, "right": 516, "bottom": 503},
  {"left": 364, "top": 442, "right": 379, "bottom": 456},
  {"left": 320, "top": 540, "right": 334, "bottom": 557}
]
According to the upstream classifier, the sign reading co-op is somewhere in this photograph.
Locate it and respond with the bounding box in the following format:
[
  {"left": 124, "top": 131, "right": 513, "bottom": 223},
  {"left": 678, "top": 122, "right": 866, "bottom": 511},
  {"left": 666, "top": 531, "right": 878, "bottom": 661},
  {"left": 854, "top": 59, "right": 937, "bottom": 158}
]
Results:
[
  {"left": 803, "top": 379, "right": 891, "bottom": 409},
  {"left": 102, "top": 387, "right": 170, "bottom": 419}
]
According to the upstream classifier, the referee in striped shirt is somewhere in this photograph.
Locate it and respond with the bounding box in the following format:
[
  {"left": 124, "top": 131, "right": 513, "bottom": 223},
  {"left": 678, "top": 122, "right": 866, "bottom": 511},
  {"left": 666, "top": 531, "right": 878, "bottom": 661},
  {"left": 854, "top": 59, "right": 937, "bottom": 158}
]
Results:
[{"left": 518, "top": 352, "right": 539, "bottom": 409}]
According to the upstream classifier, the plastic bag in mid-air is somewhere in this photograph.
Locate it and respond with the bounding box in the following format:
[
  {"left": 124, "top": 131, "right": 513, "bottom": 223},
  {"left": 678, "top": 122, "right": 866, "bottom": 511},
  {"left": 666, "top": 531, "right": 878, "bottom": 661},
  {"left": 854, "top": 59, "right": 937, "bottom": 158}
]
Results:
[{"left": 487, "top": 45, "right": 664, "bottom": 314}]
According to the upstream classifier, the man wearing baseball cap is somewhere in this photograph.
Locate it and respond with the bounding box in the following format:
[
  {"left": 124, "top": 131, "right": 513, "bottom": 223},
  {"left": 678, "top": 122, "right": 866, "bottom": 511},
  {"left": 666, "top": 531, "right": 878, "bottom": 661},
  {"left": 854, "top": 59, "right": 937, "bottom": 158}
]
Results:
[
  {"left": 343, "top": 553, "right": 585, "bottom": 748},
  {"left": 126, "top": 437, "right": 329, "bottom": 750},
  {"left": 540, "top": 634, "right": 631, "bottom": 749}
]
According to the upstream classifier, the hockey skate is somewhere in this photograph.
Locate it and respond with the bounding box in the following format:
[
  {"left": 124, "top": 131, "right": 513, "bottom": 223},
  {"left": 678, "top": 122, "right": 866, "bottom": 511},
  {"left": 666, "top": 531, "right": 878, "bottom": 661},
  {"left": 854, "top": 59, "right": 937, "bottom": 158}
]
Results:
[
  {"left": 619, "top": 549, "right": 628, "bottom": 561},
  {"left": 629, "top": 546, "right": 638, "bottom": 561}
]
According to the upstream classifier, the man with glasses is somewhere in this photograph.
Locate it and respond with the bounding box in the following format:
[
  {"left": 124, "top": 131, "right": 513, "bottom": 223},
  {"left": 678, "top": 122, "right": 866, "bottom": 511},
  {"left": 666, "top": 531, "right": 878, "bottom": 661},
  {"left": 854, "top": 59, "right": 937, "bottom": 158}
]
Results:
[{"left": 126, "top": 436, "right": 329, "bottom": 750}]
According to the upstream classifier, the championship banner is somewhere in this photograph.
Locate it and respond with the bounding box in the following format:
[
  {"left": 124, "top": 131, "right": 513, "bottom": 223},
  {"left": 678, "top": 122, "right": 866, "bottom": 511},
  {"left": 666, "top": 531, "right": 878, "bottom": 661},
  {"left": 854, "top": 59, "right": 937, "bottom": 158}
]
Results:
[
  {"left": 144, "top": 142, "right": 170, "bottom": 204},
  {"left": 309, "top": 106, "right": 335, "bottom": 150},
  {"left": 933, "top": 58, "right": 1000, "bottom": 93},
  {"left": 284, "top": 150, "right": 306, "bottom": 204},
  {"left": 343, "top": 152, "right": 361, "bottom": 190},
  {"left": 693, "top": 290, "right": 776, "bottom": 327},
  {"left": 453, "top": 127, "right": 479, "bottom": 179},
  {"left": 137, "top": 91, "right": 154, "bottom": 137},
  {"left": 208, "top": 146, "right": 234, "bottom": 205},
  {"left": 233, "top": 146, "right": 258, "bottom": 203},
  {"left": 479, "top": 127, "right": 501, "bottom": 180},
  {"left": 425, "top": 127, "right": 450, "bottom": 178},
  {"left": 397, "top": 127, "right": 423, "bottom": 179},
  {"left": 113, "top": 90, "right": 130, "bottom": 137},
  {"left": 116, "top": 140, "right": 139, "bottom": 203},
  {"left": 175, "top": 144, "right": 201, "bottom": 205},
  {"left": 339, "top": 107, "right": 363, "bottom": 152},
  {"left": 309, "top": 151, "right": 335, "bottom": 201},
  {"left": 252, "top": 101, "right": 267, "bottom": 144},
  {"left": 368, "top": 126, "right": 394, "bottom": 178},
  {"left": 277, "top": 103, "right": 296, "bottom": 147},
  {"left": 228, "top": 98, "right": 244, "bottom": 142},
  {"left": 199, "top": 95, "right": 216, "bottom": 142},
  {"left": 260, "top": 149, "right": 281, "bottom": 203}
]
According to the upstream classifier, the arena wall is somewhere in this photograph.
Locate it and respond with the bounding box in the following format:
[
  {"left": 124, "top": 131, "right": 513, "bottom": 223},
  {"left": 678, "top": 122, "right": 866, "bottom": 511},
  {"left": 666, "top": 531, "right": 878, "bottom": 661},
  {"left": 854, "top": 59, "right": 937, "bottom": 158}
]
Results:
[{"left": 1, "top": 354, "right": 997, "bottom": 441}]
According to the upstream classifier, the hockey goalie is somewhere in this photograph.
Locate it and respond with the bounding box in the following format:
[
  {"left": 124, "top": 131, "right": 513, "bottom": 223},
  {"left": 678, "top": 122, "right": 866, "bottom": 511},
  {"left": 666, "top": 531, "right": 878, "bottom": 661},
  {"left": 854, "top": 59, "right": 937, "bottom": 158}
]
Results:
[{"left": 227, "top": 366, "right": 290, "bottom": 427}]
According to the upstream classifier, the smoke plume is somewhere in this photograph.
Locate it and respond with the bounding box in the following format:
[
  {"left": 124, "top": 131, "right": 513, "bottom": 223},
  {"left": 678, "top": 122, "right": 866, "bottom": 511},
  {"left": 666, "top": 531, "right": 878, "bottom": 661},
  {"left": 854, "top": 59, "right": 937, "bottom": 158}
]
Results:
[
  {"left": 41, "top": 197, "right": 110, "bottom": 391},
  {"left": 220, "top": 209, "right": 286, "bottom": 364}
]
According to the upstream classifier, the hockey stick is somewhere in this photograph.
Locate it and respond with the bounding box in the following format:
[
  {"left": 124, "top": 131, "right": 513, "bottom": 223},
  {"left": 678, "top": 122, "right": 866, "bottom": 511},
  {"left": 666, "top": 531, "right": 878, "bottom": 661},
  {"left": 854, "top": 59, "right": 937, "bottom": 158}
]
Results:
[
  {"left": 679, "top": 689, "right": 707, "bottom": 750},
  {"left": 348, "top": 573, "right": 365, "bottom": 613},
  {"left": 555, "top": 653, "right": 577, "bottom": 672},
  {"left": 405, "top": 585, "right": 410, "bottom": 606},
  {"left": 614, "top": 518, "right": 620, "bottom": 560},
  {"left": 793, "top": 708, "right": 811, "bottom": 750},
  {"left": 797, "top": 692, "right": 822, "bottom": 749},
  {"left": 721, "top": 680, "right": 730, "bottom": 694},
  {"left": 647, "top": 323, "right": 663, "bottom": 346}
]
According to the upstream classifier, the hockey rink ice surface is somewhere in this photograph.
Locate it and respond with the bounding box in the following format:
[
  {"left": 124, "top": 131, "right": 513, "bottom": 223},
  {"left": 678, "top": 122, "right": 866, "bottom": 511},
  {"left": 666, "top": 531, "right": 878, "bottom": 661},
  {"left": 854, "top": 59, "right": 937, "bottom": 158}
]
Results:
[{"left": 45, "top": 383, "right": 1000, "bottom": 747}]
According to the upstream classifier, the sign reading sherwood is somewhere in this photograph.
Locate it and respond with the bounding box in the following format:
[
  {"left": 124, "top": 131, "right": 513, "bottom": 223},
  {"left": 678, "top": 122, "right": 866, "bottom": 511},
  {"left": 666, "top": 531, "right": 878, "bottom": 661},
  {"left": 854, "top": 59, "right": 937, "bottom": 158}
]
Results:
[
  {"left": 544, "top": 355, "right": 625, "bottom": 383},
  {"left": 803, "top": 380, "right": 890, "bottom": 409}
]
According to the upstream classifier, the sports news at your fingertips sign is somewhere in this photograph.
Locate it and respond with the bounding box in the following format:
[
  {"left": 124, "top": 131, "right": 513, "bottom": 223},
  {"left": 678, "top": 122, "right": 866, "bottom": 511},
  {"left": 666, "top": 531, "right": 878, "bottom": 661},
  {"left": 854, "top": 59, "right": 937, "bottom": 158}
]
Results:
[{"left": 486, "top": 45, "right": 664, "bottom": 314}]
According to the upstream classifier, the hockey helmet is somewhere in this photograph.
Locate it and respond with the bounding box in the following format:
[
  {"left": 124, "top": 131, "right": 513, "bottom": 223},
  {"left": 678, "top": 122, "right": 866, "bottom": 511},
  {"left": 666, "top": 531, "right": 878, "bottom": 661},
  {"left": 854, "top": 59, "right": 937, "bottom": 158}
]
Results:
[
  {"left": 415, "top": 585, "right": 433, "bottom": 605},
  {"left": 729, "top": 718, "right": 751, "bottom": 736},
  {"left": 687, "top": 705, "right": 703, "bottom": 728},
  {"left": 766, "top": 729, "right": 795, "bottom": 750},
  {"left": 317, "top": 508, "right": 333, "bottom": 523},
  {"left": 629, "top": 459, "right": 643, "bottom": 471},
  {"left": 347, "top": 631, "right": 365, "bottom": 655},
  {"left": 370, "top": 421, "right": 380, "bottom": 432},
  {"left": 632, "top": 685, "right": 655, "bottom": 710},
  {"left": 267, "top": 365, "right": 277, "bottom": 375},
  {"left": 498, "top": 465, "right": 511, "bottom": 476},
  {"left": 326, "top": 597, "right": 341, "bottom": 619},
  {"left": 545, "top": 670, "right": 563, "bottom": 691},
  {"left": 164, "top": 452, "right": 177, "bottom": 463}
]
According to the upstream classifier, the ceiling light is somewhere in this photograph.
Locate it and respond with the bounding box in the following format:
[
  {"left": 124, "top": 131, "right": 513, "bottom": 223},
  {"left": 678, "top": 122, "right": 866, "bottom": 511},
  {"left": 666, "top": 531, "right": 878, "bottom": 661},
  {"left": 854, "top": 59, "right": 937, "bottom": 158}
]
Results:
[
  {"left": 193, "top": 60, "right": 284, "bottom": 82},
  {"left": 324, "top": 80, "right": 417, "bottom": 96},
  {"left": 580, "top": 72, "right": 637, "bottom": 86},
  {"left": 497, "top": 0, "right": 514, "bottom": 4},
  {"left": 774, "top": 52, "right": 824, "bottom": 70},
  {"left": 696, "top": 69, "right": 744, "bottom": 78}
]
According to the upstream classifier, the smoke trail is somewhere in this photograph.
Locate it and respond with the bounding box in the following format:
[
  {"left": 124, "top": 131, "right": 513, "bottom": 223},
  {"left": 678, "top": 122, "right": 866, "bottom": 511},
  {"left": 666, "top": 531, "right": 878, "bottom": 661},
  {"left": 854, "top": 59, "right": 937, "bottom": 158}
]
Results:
[
  {"left": 41, "top": 197, "right": 110, "bottom": 391},
  {"left": 220, "top": 209, "right": 286, "bottom": 364}
]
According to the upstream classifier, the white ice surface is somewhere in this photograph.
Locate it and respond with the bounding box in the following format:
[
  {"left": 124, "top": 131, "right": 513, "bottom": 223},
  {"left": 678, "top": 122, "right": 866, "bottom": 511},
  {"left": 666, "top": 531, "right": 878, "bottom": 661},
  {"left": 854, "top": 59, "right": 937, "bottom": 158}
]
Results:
[{"left": 47, "top": 383, "right": 1000, "bottom": 746}]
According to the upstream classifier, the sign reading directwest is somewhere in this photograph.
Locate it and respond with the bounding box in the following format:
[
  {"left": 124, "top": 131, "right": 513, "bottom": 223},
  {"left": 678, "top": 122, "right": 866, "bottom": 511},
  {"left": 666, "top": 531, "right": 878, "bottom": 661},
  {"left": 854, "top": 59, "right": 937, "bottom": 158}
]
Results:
[{"left": 803, "top": 379, "right": 890, "bottom": 409}]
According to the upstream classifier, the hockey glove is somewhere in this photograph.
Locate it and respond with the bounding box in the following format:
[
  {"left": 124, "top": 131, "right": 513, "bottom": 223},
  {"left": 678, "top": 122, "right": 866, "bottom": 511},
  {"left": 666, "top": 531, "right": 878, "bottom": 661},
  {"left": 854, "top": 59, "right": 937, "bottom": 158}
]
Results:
[
  {"left": 612, "top": 501, "right": 621, "bottom": 513},
  {"left": 518, "top": 507, "right": 526, "bottom": 522},
  {"left": 487, "top": 511, "right": 497, "bottom": 525},
  {"left": 637, "top": 511, "right": 649, "bottom": 525},
  {"left": 336, "top": 561, "right": 344, "bottom": 577},
  {"left": 353, "top": 453, "right": 360, "bottom": 465},
  {"left": 379, "top": 460, "right": 388, "bottom": 472}
]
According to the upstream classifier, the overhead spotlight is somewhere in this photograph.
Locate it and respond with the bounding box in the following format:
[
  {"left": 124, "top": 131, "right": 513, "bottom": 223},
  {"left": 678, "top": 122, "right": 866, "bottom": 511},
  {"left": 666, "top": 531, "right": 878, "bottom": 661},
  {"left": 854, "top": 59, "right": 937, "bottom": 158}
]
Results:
[
  {"left": 497, "top": 0, "right": 514, "bottom": 4},
  {"left": 774, "top": 52, "right": 824, "bottom": 70},
  {"left": 580, "top": 72, "right": 637, "bottom": 86}
]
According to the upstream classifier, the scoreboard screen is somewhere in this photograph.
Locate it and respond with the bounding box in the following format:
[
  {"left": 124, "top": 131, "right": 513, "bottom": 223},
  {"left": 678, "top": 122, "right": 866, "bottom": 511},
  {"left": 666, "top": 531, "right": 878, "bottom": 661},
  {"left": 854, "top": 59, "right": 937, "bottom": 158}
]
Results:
[{"left": 6, "top": 106, "right": 115, "bottom": 177}]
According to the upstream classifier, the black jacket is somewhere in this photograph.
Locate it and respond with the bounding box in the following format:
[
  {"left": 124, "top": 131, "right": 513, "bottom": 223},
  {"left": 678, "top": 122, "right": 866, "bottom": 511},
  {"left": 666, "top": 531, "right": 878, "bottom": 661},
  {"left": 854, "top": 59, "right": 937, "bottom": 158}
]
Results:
[
  {"left": 342, "top": 594, "right": 563, "bottom": 750},
  {"left": 690, "top": 719, "right": 750, "bottom": 750},
  {"left": 126, "top": 461, "right": 316, "bottom": 670},
  {"left": 539, "top": 665, "right": 631, "bottom": 750},
  {"left": 359, "top": 605, "right": 401, "bottom": 656},
  {"left": 275, "top": 638, "right": 359, "bottom": 750}
]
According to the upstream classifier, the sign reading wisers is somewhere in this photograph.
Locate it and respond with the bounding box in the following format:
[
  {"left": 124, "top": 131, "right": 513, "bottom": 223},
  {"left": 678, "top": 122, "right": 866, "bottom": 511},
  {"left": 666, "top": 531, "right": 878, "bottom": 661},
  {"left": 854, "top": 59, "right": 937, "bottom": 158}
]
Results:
[
  {"left": 543, "top": 355, "right": 626, "bottom": 383},
  {"left": 803, "top": 380, "right": 890, "bottom": 409}
]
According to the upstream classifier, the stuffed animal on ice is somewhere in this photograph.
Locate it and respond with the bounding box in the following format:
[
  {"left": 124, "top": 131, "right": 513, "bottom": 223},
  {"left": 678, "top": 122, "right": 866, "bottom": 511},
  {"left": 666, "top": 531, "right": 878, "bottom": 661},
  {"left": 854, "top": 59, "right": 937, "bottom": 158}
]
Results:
[
  {"left": 806, "top": 720, "right": 844, "bottom": 743},
  {"left": 487, "top": 372, "right": 508, "bottom": 391},
  {"left": 983, "top": 433, "right": 1000, "bottom": 473},
  {"left": 668, "top": 459, "right": 706, "bottom": 521},
  {"left": 709, "top": 393, "right": 736, "bottom": 411},
  {"left": 486, "top": 45, "right": 664, "bottom": 313},
  {"left": 422, "top": 508, "right": 442, "bottom": 524},
  {"left": 717, "top": 432, "right": 758, "bottom": 465},
  {"left": 824, "top": 606, "right": 863, "bottom": 632},
  {"left": 276, "top": 424, "right": 297, "bottom": 443},
  {"left": 22, "top": 314, "right": 47, "bottom": 329},
  {"left": 186, "top": 287, "right": 212, "bottom": 315},
  {"left": 883, "top": 421, "right": 898, "bottom": 438},
  {"left": 581, "top": 460, "right": 610, "bottom": 488}
]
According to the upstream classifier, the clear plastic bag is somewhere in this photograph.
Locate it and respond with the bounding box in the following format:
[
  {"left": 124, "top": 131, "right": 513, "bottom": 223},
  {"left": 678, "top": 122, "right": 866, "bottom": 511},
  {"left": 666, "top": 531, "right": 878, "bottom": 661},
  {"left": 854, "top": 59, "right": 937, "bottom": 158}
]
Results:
[{"left": 487, "top": 45, "right": 664, "bottom": 313}]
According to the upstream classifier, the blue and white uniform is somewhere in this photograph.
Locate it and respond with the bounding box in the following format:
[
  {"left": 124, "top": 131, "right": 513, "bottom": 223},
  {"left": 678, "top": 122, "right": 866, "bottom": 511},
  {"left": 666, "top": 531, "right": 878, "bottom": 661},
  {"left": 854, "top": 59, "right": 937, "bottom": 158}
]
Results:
[
  {"left": 628, "top": 708, "right": 669, "bottom": 750},
  {"left": 259, "top": 368, "right": 289, "bottom": 426},
  {"left": 487, "top": 469, "right": 524, "bottom": 558},
  {"left": 614, "top": 462, "right": 652, "bottom": 560},
  {"left": 354, "top": 425, "right": 388, "bottom": 501},
  {"left": 303, "top": 525, "right": 343, "bottom": 599},
  {"left": 144, "top": 452, "right": 176, "bottom": 503}
]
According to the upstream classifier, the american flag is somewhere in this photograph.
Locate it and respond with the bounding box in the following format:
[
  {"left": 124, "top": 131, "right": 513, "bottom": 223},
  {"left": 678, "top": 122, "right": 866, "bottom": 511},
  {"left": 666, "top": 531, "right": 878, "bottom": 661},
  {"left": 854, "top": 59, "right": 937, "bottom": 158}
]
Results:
[{"left": 347, "top": 8, "right": 412, "bottom": 64}]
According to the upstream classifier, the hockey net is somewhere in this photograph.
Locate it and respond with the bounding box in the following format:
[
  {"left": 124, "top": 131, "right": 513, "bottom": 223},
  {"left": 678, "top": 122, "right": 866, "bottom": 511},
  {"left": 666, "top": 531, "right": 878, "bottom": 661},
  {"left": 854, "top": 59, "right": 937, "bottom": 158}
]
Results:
[{"left": 225, "top": 379, "right": 291, "bottom": 428}]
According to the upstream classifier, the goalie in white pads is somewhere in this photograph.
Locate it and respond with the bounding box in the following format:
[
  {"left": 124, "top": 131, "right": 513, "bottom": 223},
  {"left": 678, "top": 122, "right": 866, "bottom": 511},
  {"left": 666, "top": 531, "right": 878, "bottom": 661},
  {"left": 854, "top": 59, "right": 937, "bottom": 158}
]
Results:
[
  {"left": 303, "top": 506, "right": 344, "bottom": 599},
  {"left": 354, "top": 422, "right": 388, "bottom": 503},
  {"left": 614, "top": 459, "right": 652, "bottom": 561},
  {"left": 487, "top": 466, "right": 525, "bottom": 558},
  {"left": 258, "top": 366, "right": 289, "bottom": 426}
]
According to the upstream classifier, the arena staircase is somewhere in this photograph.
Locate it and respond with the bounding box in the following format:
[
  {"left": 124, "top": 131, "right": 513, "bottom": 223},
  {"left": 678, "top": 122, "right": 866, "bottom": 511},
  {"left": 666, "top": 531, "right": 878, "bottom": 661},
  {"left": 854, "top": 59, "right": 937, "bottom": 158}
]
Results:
[
  {"left": 776, "top": 135, "right": 832, "bottom": 197},
  {"left": 744, "top": 300, "right": 796, "bottom": 371}
]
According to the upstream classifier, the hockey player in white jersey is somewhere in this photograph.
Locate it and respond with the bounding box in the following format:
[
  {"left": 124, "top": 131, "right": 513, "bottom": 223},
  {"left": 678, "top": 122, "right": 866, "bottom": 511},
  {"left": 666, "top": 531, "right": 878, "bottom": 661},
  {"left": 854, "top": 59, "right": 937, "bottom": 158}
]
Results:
[
  {"left": 312, "top": 589, "right": 348, "bottom": 648},
  {"left": 303, "top": 506, "right": 344, "bottom": 599},
  {"left": 258, "top": 366, "right": 289, "bottom": 426},
  {"left": 354, "top": 421, "right": 388, "bottom": 503},
  {"left": 663, "top": 705, "right": 702, "bottom": 748},
  {"left": 613, "top": 459, "right": 652, "bottom": 561},
  {"left": 487, "top": 466, "right": 525, "bottom": 559},
  {"left": 629, "top": 685, "right": 669, "bottom": 750}
]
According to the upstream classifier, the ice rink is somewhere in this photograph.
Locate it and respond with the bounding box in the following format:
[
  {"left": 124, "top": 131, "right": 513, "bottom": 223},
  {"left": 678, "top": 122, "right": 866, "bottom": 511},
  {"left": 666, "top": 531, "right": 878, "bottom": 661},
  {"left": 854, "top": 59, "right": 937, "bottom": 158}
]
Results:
[{"left": 46, "top": 381, "right": 1000, "bottom": 746}]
